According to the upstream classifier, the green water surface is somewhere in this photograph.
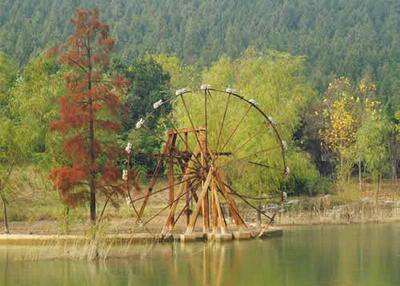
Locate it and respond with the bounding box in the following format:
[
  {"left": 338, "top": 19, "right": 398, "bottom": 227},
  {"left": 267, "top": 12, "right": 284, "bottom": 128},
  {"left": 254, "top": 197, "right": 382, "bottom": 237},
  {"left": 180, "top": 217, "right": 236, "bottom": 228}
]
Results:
[{"left": 1, "top": 223, "right": 399, "bottom": 286}]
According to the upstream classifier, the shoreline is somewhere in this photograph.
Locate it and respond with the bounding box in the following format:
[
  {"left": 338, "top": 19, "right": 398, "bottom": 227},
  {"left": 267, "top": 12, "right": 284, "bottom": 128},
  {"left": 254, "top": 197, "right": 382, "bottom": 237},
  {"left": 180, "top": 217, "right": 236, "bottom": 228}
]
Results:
[
  {"left": 2, "top": 194, "right": 400, "bottom": 240},
  {"left": 0, "top": 217, "right": 399, "bottom": 246},
  {"left": 0, "top": 227, "right": 283, "bottom": 245}
]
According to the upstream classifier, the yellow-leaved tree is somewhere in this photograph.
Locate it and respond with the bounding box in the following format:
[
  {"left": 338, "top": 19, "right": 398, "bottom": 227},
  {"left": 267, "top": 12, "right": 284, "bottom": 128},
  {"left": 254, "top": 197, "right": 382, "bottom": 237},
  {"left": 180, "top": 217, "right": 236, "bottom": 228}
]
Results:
[{"left": 320, "top": 76, "right": 381, "bottom": 185}]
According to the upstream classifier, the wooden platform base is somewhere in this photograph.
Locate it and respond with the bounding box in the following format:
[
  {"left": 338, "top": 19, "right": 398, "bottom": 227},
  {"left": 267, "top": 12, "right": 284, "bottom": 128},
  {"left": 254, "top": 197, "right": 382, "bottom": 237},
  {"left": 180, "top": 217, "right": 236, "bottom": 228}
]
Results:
[
  {"left": 233, "top": 231, "right": 252, "bottom": 240},
  {"left": 0, "top": 228, "right": 283, "bottom": 245},
  {"left": 256, "top": 228, "right": 283, "bottom": 239}
]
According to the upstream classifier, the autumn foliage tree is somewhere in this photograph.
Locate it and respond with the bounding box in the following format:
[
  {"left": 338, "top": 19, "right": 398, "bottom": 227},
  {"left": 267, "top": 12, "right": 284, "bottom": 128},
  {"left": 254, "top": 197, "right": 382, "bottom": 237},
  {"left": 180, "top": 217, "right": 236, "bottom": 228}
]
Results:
[
  {"left": 49, "top": 8, "right": 128, "bottom": 223},
  {"left": 320, "top": 77, "right": 380, "bottom": 183}
]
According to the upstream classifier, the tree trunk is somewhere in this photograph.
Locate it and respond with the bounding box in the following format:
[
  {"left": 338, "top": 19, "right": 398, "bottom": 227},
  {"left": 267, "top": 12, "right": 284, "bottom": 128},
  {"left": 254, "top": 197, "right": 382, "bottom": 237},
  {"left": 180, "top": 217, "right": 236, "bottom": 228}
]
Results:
[
  {"left": 88, "top": 90, "right": 96, "bottom": 223},
  {"left": 390, "top": 131, "right": 398, "bottom": 182},
  {"left": 63, "top": 206, "right": 70, "bottom": 234},
  {"left": 256, "top": 203, "right": 262, "bottom": 229},
  {"left": 88, "top": 45, "right": 96, "bottom": 224},
  {"left": 375, "top": 174, "right": 382, "bottom": 201},
  {"left": 88, "top": 111, "right": 96, "bottom": 223},
  {"left": 358, "top": 160, "right": 362, "bottom": 191},
  {"left": 89, "top": 171, "right": 96, "bottom": 223},
  {"left": 2, "top": 198, "right": 9, "bottom": 234}
]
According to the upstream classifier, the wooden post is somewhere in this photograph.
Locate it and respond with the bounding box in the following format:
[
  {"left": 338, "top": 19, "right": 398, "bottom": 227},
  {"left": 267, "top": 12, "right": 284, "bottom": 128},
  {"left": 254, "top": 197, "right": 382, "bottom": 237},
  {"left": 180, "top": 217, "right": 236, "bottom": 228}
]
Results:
[
  {"left": 184, "top": 132, "right": 191, "bottom": 226},
  {"left": 215, "top": 170, "right": 247, "bottom": 230},
  {"left": 145, "top": 125, "right": 248, "bottom": 236},
  {"left": 185, "top": 169, "right": 213, "bottom": 234},
  {"left": 211, "top": 179, "right": 218, "bottom": 232},
  {"left": 161, "top": 148, "right": 199, "bottom": 235},
  {"left": 199, "top": 132, "right": 210, "bottom": 233},
  {"left": 212, "top": 180, "right": 227, "bottom": 233},
  {"left": 161, "top": 176, "right": 189, "bottom": 235},
  {"left": 202, "top": 191, "right": 210, "bottom": 233},
  {"left": 167, "top": 134, "right": 177, "bottom": 226}
]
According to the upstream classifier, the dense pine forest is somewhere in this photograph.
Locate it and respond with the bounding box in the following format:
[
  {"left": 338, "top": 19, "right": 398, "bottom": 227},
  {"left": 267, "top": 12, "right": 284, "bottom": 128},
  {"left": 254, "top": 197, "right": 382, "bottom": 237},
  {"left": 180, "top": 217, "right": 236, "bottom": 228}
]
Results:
[
  {"left": 1, "top": 1, "right": 400, "bottom": 229},
  {"left": 1, "top": 0, "right": 400, "bottom": 97}
]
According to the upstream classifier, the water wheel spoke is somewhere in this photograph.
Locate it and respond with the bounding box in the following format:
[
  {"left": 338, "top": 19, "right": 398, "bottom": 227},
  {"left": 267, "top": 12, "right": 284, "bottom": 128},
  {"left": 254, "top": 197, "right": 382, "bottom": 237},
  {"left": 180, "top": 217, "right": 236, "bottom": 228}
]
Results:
[
  {"left": 215, "top": 93, "right": 232, "bottom": 154},
  {"left": 180, "top": 95, "right": 206, "bottom": 160},
  {"left": 229, "top": 125, "right": 271, "bottom": 156},
  {"left": 172, "top": 186, "right": 197, "bottom": 228},
  {"left": 143, "top": 186, "right": 192, "bottom": 228},
  {"left": 132, "top": 177, "right": 193, "bottom": 204},
  {"left": 248, "top": 161, "right": 280, "bottom": 170},
  {"left": 222, "top": 181, "right": 274, "bottom": 221},
  {"left": 204, "top": 89, "right": 208, "bottom": 158},
  {"left": 136, "top": 133, "right": 176, "bottom": 222},
  {"left": 218, "top": 105, "right": 252, "bottom": 154},
  {"left": 219, "top": 145, "right": 281, "bottom": 169}
]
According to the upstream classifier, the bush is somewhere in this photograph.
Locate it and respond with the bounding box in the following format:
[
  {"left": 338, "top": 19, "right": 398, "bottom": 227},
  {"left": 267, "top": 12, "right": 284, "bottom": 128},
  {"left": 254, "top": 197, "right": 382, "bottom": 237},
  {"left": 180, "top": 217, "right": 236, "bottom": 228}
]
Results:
[
  {"left": 284, "top": 174, "right": 332, "bottom": 196},
  {"left": 283, "top": 149, "right": 332, "bottom": 196}
]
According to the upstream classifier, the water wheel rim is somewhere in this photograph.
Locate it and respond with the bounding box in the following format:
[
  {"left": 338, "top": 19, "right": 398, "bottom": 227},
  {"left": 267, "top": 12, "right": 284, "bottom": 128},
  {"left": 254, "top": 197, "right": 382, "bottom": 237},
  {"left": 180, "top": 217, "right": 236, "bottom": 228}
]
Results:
[{"left": 130, "top": 87, "right": 288, "bottom": 232}]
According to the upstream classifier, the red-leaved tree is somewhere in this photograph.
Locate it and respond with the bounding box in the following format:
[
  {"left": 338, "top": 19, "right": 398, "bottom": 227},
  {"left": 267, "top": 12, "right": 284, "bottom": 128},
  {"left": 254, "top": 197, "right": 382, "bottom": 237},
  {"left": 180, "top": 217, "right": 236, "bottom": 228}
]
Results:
[{"left": 49, "top": 8, "right": 129, "bottom": 223}]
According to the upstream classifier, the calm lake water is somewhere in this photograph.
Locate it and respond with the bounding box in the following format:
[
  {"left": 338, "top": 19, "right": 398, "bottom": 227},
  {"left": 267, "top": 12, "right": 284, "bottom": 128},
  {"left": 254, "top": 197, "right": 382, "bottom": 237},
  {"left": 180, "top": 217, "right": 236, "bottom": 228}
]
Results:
[{"left": 1, "top": 223, "right": 400, "bottom": 286}]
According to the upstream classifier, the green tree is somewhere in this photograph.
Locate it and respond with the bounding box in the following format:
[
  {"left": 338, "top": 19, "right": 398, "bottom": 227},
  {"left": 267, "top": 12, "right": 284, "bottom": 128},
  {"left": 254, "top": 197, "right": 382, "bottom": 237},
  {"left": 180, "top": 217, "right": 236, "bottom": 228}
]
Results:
[
  {"left": 0, "top": 119, "right": 25, "bottom": 233},
  {"left": 113, "top": 57, "right": 171, "bottom": 133},
  {"left": 151, "top": 54, "right": 199, "bottom": 91},
  {"left": 168, "top": 48, "right": 318, "bottom": 196},
  {"left": 9, "top": 55, "right": 64, "bottom": 166},
  {"left": 0, "top": 52, "right": 17, "bottom": 114},
  {"left": 112, "top": 57, "right": 172, "bottom": 173},
  {"left": 356, "top": 115, "right": 390, "bottom": 195},
  {"left": 0, "top": 52, "right": 19, "bottom": 233}
]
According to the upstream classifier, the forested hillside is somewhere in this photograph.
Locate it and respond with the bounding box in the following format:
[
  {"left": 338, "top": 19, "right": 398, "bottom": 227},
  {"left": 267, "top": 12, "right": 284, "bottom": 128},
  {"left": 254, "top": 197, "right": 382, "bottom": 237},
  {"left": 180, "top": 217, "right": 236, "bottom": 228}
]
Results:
[
  {"left": 2, "top": 3, "right": 400, "bottom": 232},
  {"left": 1, "top": 0, "right": 400, "bottom": 101}
]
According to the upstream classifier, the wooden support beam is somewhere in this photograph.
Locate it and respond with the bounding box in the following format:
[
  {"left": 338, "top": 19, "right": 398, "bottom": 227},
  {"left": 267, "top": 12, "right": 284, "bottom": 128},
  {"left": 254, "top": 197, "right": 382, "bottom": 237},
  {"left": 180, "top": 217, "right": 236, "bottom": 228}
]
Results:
[
  {"left": 211, "top": 179, "right": 218, "bottom": 232},
  {"left": 212, "top": 181, "right": 227, "bottom": 234},
  {"left": 167, "top": 126, "right": 206, "bottom": 135},
  {"left": 214, "top": 170, "right": 247, "bottom": 229},
  {"left": 184, "top": 132, "right": 189, "bottom": 151},
  {"left": 184, "top": 132, "right": 190, "bottom": 226},
  {"left": 161, "top": 148, "right": 199, "bottom": 235},
  {"left": 177, "top": 155, "right": 193, "bottom": 227},
  {"left": 185, "top": 168, "right": 213, "bottom": 234},
  {"left": 148, "top": 125, "right": 248, "bottom": 236},
  {"left": 167, "top": 134, "right": 177, "bottom": 226},
  {"left": 199, "top": 132, "right": 210, "bottom": 233},
  {"left": 202, "top": 191, "right": 210, "bottom": 233}
]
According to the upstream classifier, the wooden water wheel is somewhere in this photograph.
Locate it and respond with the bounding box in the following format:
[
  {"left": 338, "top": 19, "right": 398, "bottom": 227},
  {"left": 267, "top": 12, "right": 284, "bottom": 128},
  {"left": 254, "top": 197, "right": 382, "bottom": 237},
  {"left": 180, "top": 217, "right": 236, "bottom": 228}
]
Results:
[{"left": 129, "top": 86, "right": 288, "bottom": 239}]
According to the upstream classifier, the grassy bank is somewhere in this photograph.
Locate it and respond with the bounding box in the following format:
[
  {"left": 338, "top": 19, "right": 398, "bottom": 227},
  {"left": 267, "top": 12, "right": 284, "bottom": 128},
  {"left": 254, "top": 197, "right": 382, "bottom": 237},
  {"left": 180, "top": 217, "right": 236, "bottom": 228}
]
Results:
[
  {"left": 243, "top": 180, "right": 400, "bottom": 226},
  {"left": 2, "top": 167, "right": 400, "bottom": 235}
]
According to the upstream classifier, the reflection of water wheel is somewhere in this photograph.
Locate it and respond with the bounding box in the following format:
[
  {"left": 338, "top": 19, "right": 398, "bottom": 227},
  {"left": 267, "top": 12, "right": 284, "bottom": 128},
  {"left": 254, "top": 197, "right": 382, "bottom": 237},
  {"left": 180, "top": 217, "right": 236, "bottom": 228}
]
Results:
[{"left": 131, "top": 86, "right": 287, "bottom": 238}]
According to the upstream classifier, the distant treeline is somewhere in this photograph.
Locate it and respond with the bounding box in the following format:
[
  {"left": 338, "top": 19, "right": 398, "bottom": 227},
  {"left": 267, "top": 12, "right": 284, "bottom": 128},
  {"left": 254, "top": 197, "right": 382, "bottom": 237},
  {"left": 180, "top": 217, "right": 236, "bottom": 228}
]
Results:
[{"left": 1, "top": 0, "right": 400, "bottom": 101}]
